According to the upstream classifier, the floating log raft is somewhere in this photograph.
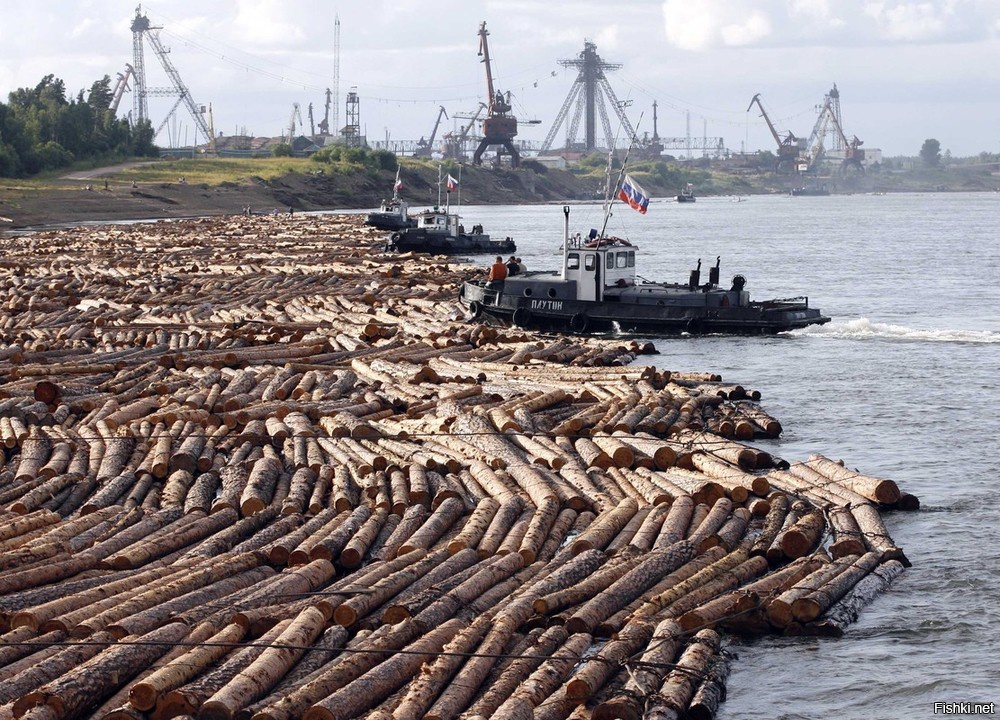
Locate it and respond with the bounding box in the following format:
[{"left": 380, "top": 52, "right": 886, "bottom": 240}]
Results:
[{"left": 0, "top": 213, "right": 916, "bottom": 720}]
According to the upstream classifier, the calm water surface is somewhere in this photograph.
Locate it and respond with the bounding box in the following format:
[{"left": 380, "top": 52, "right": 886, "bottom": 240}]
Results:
[{"left": 454, "top": 193, "right": 1000, "bottom": 719}]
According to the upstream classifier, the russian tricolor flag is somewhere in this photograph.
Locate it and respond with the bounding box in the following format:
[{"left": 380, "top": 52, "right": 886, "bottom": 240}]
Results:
[
  {"left": 446, "top": 174, "right": 459, "bottom": 192},
  {"left": 617, "top": 174, "right": 650, "bottom": 214}
]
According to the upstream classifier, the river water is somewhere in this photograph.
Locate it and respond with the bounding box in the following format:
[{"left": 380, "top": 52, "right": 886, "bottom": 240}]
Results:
[{"left": 452, "top": 192, "right": 1000, "bottom": 719}]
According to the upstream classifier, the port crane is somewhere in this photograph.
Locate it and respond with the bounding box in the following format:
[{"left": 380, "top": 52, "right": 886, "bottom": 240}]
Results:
[
  {"left": 441, "top": 103, "right": 486, "bottom": 160},
  {"left": 473, "top": 21, "right": 520, "bottom": 168},
  {"left": 803, "top": 85, "right": 865, "bottom": 175},
  {"left": 109, "top": 64, "right": 135, "bottom": 116},
  {"left": 414, "top": 106, "right": 448, "bottom": 158},
  {"left": 286, "top": 103, "right": 302, "bottom": 143},
  {"left": 747, "top": 93, "right": 805, "bottom": 173},
  {"left": 317, "top": 88, "right": 332, "bottom": 136}
]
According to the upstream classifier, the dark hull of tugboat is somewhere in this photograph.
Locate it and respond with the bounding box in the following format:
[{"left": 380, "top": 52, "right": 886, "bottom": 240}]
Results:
[
  {"left": 459, "top": 280, "right": 829, "bottom": 336},
  {"left": 388, "top": 230, "right": 516, "bottom": 256},
  {"left": 365, "top": 213, "right": 415, "bottom": 231},
  {"left": 676, "top": 194, "right": 696, "bottom": 203},
  {"left": 790, "top": 188, "right": 830, "bottom": 197}
]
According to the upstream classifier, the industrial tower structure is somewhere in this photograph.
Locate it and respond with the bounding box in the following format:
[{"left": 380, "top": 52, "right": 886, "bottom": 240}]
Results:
[
  {"left": 540, "top": 40, "right": 635, "bottom": 154},
  {"left": 130, "top": 6, "right": 214, "bottom": 150}
]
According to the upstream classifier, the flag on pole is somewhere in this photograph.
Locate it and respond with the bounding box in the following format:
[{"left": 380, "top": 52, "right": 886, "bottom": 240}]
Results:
[
  {"left": 393, "top": 168, "right": 403, "bottom": 192},
  {"left": 446, "top": 174, "right": 459, "bottom": 192},
  {"left": 617, "top": 174, "right": 650, "bottom": 214}
]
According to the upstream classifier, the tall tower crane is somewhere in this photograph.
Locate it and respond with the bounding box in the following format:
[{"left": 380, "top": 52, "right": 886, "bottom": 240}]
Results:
[
  {"left": 442, "top": 103, "right": 486, "bottom": 160},
  {"left": 130, "top": 6, "right": 215, "bottom": 151},
  {"left": 746, "top": 93, "right": 804, "bottom": 173},
  {"left": 473, "top": 21, "right": 520, "bottom": 168}
]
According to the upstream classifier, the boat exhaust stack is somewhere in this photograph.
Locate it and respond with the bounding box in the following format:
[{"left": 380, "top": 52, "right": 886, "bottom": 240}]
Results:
[
  {"left": 689, "top": 258, "right": 702, "bottom": 290},
  {"left": 709, "top": 256, "right": 721, "bottom": 286},
  {"left": 562, "top": 205, "right": 570, "bottom": 280}
]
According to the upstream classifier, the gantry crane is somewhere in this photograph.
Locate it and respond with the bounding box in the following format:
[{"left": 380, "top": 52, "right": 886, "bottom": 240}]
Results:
[
  {"left": 473, "top": 21, "right": 520, "bottom": 168},
  {"left": 747, "top": 93, "right": 805, "bottom": 173},
  {"left": 414, "top": 106, "right": 448, "bottom": 158}
]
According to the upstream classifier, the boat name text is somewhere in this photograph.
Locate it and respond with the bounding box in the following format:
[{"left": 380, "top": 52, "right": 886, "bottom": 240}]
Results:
[{"left": 530, "top": 300, "right": 564, "bottom": 311}]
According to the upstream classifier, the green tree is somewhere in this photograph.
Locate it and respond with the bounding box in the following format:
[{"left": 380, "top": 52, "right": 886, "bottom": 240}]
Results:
[{"left": 920, "top": 139, "right": 941, "bottom": 167}]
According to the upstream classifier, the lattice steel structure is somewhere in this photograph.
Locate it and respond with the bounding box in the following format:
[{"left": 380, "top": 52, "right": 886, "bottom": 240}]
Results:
[
  {"left": 130, "top": 6, "right": 212, "bottom": 148},
  {"left": 540, "top": 40, "right": 635, "bottom": 153}
]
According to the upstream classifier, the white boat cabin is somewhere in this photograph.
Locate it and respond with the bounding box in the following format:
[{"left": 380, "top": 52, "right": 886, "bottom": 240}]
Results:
[
  {"left": 562, "top": 233, "right": 637, "bottom": 301},
  {"left": 414, "top": 209, "right": 462, "bottom": 236}
]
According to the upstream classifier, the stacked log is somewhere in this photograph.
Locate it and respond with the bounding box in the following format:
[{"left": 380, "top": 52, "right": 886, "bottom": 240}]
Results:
[{"left": 0, "top": 212, "right": 916, "bottom": 720}]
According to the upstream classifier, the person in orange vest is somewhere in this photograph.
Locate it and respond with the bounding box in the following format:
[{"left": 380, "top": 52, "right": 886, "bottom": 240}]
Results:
[{"left": 487, "top": 255, "right": 508, "bottom": 289}]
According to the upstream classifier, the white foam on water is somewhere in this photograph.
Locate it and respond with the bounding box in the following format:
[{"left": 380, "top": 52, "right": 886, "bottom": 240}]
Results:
[{"left": 792, "top": 317, "right": 1000, "bottom": 344}]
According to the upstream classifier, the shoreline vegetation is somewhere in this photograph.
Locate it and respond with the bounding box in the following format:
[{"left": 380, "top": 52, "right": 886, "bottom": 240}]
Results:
[{"left": 2, "top": 154, "right": 998, "bottom": 230}]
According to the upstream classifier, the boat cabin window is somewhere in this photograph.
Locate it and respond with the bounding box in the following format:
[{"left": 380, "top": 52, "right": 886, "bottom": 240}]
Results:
[
  {"left": 567, "top": 253, "right": 580, "bottom": 270},
  {"left": 606, "top": 253, "right": 614, "bottom": 270},
  {"left": 585, "top": 254, "right": 596, "bottom": 271},
  {"left": 628, "top": 251, "right": 635, "bottom": 268},
  {"left": 616, "top": 252, "right": 628, "bottom": 269}
]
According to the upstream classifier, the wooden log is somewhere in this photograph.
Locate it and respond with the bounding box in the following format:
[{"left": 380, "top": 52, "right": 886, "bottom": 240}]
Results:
[
  {"left": 796, "top": 559, "right": 906, "bottom": 637},
  {"left": 14, "top": 621, "right": 190, "bottom": 720},
  {"left": 593, "top": 618, "right": 683, "bottom": 720},
  {"left": 397, "top": 496, "right": 465, "bottom": 555},
  {"left": 564, "top": 541, "right": 696, "bottom": 634},
  {"left": 570, "top": 497, "right": 639, "bottom": 554},
  {"left": 790, "top": 550, "right": 882, "bottom": 623},
  {"left": 128, "top": 622, "right": 247, "bottom": 711},
  {"left": 390, "top": 612, "right": 497, "bottom": 720},
  {"left": 158, "top": 618, "right": 293, "bottom": 720},
  {"left": 645, "top": 629, "right": 722, "bottom": 720},
  {"left": 490, "top": 632, "right": 593, "bottom": 720},
  {"left": 463, "top": 625, "right": 570, "bottom": 720},
  {"left": 475, "top": 496, "right": 525, "bottom": 558},
  {"left": 749, "top": 492, "right": 789, "bottom": 556},
  {"left": 446, "top": 497, "right": 500, "bottom": 555},
  {"left": 302, "top": 618, "right": 465, "bottom": 720},
  {"left": 806, "top": 454, "right": 901, "bottom": 505},
  {"left": 765, "top": 554, "right": 860, "bottom": 628},
  {"left": 828, "top": 504, "right": 867, "bottom": 558},
  {"left": 200, "top": 606, "right": 328, "bottom": 720},
  {"left": 777, "top": 507, "right": 826, "bottom": 560}
]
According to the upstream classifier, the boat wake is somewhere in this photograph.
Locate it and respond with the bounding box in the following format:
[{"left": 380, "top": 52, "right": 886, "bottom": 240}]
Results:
[{"left": 793, "top": 317, "right": 1000, "bottom": 344}]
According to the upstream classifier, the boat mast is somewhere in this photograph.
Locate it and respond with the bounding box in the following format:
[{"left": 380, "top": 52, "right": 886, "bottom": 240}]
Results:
[{"left": 599, "top": 112, "right": 643, "bottom": 240}]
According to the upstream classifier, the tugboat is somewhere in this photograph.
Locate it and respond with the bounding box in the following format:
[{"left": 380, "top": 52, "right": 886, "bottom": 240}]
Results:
[
  {"left": 365, "top": 168, "right": 416, "bottom": 231},
  {"left": 459, "top": 205, "right": 829, "bottom": 336},
  {"left": 790, "top": 185, "right": 830, "bottom": 197},
  {"left": 385, "top": 207, "right": 516, "bottom": 255},
  {"left": 383, "top": 166, "right": 516, "bottom": 256},
  {"left": 676, "top": 183, "right": 696, "bottom": 202}
]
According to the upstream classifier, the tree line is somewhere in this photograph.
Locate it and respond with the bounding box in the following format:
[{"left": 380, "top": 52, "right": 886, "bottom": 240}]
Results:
[{"left": 0, "top": 74, "right": 158, "bottom": 178}]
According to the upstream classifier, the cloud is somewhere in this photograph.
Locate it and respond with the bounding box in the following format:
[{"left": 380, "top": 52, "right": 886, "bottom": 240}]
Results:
[
  {"left": 231, "top": 0, "right": 307, "bottom": 47},
  {"left": 863, "top": 1, "right": 956, "bottom": 41}
]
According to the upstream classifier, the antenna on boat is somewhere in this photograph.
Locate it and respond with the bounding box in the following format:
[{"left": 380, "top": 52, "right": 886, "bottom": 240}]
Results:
[{"left": 599, "top": 111, "right": 644, "bottom": 241}]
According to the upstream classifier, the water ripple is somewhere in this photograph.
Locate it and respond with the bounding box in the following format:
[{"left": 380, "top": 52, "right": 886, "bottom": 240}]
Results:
[{"left": 795, "top": 317, "right": 1000, "bottom": 343}]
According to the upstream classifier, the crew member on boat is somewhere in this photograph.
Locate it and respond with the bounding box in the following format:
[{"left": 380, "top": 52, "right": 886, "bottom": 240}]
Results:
[
  {"left": 488, "top": 256, "right": 508, "bottom": 289},
  {"left": 505, "top": 256, "right": 520, "bottom": 276}
]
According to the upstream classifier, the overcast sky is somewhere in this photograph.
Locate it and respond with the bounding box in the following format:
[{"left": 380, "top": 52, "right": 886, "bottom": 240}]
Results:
[{"left": 2, "top": 0, "right": 999, "bottom": 158}]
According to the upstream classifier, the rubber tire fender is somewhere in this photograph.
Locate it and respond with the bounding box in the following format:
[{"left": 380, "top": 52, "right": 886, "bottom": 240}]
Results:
[
  {"left": 512, "top": 307, "right": 532, "bottom": 328},
  {"left": 469, "top": 301, "right": 482, "bottom": 319},
  {"left": 569, "top": 312, "right": 590, "bottom": 333}
]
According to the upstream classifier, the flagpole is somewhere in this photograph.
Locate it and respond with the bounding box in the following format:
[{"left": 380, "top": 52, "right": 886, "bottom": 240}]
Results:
[
  {"left": 457, "top": 165, "right": 462, "bottom": 211},
  {"left": 600, "top": 112, "right": 644, "bottom": 240}
]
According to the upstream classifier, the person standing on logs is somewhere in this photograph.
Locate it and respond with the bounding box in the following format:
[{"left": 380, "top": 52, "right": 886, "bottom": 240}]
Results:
[{"left": 488, "top": 255, "right": 508, "bottom": 291}]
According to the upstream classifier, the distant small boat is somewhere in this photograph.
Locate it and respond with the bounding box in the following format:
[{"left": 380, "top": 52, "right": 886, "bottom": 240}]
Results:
[
  {"left": 365, "top": 168, "right": 416, "bottom": 231},
  {"left": 676, "top": 184, "right": 696, "bottom": 202},
  {"left": 790, "top": 186, "right": 830, "bottom": 197}
]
